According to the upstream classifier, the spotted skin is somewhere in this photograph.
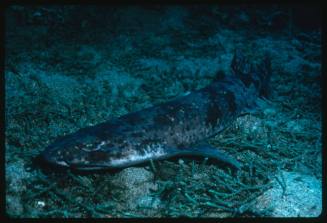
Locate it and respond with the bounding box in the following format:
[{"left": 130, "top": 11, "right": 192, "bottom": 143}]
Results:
[{"left": 40, "top": 51, "right": 271, "bottom": 170}]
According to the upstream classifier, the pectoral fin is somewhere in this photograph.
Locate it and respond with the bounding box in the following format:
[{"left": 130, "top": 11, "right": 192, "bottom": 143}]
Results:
[{"left": 173, "top": 144, "right": 242, "bottom": 169}]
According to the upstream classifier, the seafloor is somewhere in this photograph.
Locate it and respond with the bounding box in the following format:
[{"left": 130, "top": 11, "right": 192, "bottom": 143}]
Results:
[{"left": 5, "top": 5, "right": 322, "bottom": 217}]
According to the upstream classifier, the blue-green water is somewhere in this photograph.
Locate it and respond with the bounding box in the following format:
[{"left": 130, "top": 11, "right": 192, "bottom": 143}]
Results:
[{"left": 5, "top": 5, "right": 322, "bottom": 218}]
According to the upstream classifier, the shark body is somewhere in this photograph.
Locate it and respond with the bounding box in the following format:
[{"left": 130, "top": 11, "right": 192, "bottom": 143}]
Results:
[{"left": 40, "top": 51, "right": 271, "bottom": 171}]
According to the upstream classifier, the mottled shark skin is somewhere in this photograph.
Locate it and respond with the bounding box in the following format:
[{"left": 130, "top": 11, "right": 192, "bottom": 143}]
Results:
[{"left": 40, "top": 51, "right": 271, "bottom": 171}]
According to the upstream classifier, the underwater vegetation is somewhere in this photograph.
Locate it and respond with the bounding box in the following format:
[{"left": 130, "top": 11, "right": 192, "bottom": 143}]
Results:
[{"left": 5, "top": 5, "right": 322, "bottom": 217}]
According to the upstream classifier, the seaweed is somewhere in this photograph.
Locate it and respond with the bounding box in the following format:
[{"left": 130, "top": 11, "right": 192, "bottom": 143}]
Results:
[{"left": 5, "top": 5, "right": 321, "bottom": 218}]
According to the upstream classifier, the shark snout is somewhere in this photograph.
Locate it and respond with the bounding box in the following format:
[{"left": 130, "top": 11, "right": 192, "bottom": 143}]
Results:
[{"left": 40, "top": 146, "right": 70, "bottom": 167}]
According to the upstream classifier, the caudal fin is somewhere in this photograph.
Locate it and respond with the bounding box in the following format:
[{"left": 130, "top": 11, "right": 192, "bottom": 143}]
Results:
[{"left": 231, "top": 50, "right": 272, "bottom": 98}]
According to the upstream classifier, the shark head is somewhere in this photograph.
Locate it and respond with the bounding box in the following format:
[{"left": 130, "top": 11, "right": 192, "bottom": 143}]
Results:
[
  {"left": 40, "top": 130, "right": 123, "bottom": 171},
  {"left": 40, "top": 127, "right": 167, "bottom": 171}
]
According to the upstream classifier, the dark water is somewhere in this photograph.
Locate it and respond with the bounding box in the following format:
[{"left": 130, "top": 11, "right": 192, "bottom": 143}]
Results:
[{"left": 5, "top": 5, "right": 322, "bottom": 218}]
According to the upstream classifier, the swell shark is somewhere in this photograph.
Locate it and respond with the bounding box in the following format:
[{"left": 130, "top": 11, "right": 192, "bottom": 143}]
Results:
[{"left": 40, "top": 51, "right": 271, "bottom": 171}]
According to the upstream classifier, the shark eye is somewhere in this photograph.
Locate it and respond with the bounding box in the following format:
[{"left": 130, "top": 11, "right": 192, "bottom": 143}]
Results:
[
  {"left": 74, "top": 143, "right": 93, "bottom": 150},
  {"left": 79, "top": 141, "right": 106, "bottom": 152}
]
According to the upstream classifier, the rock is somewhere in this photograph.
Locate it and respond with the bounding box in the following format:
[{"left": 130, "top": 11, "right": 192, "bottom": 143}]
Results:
[
  {"left": 136, "top": 196, "right": 161, "bottom": 209},
  {"left": 264, "top": 120, "right": 278, "bottom": 129},
  {"left": 286, "top": 119, "right": 311, "bottom": 133},
  {"left": 6, "top": 160, "right": 34, "bottom": 216},
  {"left": 6, "top": 162, "right": 28, "bottom": 194},
  {"left": 6, "top": 195, "right": 24, "bottom": 217},
  {"left": 282, "top": 56, "right": 306, "bottom": 75},
  {"left": 203, "top": 211, "right": 231, "bottom": 218},
  {"left": 234, "top": 115, "right": 267, "bottom": 140},
  {"left": 263, "top": 107, "right": 277, "bottom": 117},
  {"left": 137, "top": 58, "right": 171, "bottom": 73},
  {"left": 286, "top": 120, "right": 302, "bottom": 133},
  {"left": 252, "top": 171, "right": 322, "bottom": 217},
  {"left": 111, "top": 167, "right": 154, "bottom": 186},
  {"left": 110, "top": 167, "right": 160, "bottom": 210}
]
